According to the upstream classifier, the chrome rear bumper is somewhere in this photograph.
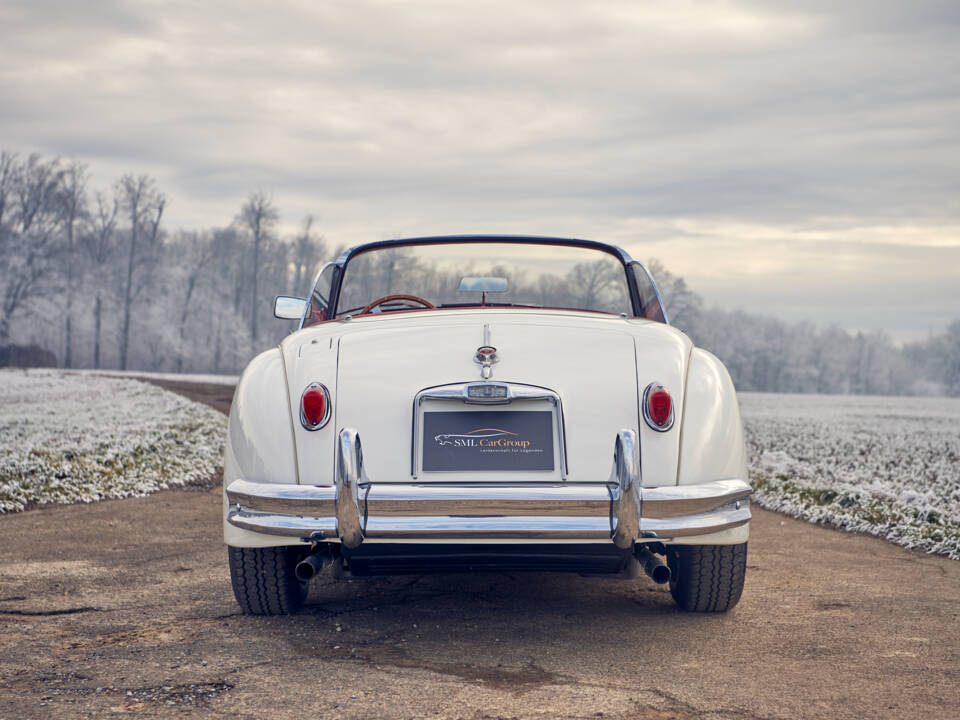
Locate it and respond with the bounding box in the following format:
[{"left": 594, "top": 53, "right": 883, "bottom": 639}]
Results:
[{"left": 226, "top": 428, "right": 751, "bottom": 547}]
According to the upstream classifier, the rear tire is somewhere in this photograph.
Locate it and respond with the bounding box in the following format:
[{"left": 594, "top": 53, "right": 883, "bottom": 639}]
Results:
[
  {"left": 228, "top": 545, "right": 308, "bottom": 615},
  {"left": 667, "top": 542, "right": 747, "bottom": 612}
]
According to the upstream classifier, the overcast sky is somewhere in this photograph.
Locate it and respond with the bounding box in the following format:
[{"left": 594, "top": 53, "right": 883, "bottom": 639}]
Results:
[{"left": 2, "top": 0, "right": 958, "bottom": 341}]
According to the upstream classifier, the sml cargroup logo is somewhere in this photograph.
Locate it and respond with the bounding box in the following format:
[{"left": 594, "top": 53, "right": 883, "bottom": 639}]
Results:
[{"left": 434, "top": 428, "right": 532, "bottom": 449}]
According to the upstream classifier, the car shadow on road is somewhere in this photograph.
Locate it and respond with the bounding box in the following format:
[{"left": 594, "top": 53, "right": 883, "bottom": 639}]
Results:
[{"left": 224, "top": 570, "right": 743, "bottom": 694}]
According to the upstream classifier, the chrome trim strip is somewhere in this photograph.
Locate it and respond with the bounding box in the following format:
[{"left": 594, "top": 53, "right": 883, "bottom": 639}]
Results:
[
  {"left": 228, "top": 509, "right": 336, "bottom": 537},
  {"left": 641, "top": 500, "right": 751, "bottom": 537},
  {"left": 410, "top": 381, "right": 569, "bottom": 480},
  {"left": 226, "top": 479, "right": 336, "bottom": 515},
  {"left": 364, "top": 483, "right": 612, "bottom": 517},
  {"left": 364, "top": 516, "right": 612, "bottom": 540},
  {"left": 641, "top": 479, "right": 751, "bottom": 519}
]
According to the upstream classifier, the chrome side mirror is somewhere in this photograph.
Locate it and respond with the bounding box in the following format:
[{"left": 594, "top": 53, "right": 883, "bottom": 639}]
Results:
[{"left": 274, "top": 296, "right": 307, "bottom": 320}]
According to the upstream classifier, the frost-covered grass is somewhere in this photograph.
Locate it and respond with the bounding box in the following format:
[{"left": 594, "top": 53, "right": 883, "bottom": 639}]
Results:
[
  {"left": 741, "top": 392, "right": 960, "bottom": 559},
  {"left": 0, "top": 369, "right": 227, "bottom": 513}
]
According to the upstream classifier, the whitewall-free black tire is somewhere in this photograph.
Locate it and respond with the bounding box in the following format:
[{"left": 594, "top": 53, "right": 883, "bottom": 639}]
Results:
[
  {"left": 667, "top": 542, "right": 747, "bottom": 612},
  {"left": 228, "top": 546, "right": 308, "bottom": 615}
]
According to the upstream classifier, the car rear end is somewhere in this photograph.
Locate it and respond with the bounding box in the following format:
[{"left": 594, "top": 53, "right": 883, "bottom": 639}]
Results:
[{"left": 224, "top": 310, "right": 751, "bottom": 614}]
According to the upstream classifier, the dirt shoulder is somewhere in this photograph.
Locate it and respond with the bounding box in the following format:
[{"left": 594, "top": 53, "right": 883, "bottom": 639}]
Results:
[
  {"left": 0, "top": 385, "right": 957, "bottom": 719},
  {"left": 147, "top": 379, "right": 235, "bottom": 415}
]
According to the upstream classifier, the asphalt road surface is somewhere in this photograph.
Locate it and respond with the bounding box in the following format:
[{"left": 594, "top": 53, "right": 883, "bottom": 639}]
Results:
[{"left": 1, "top": 381, "right": 958, "bottom": 719}]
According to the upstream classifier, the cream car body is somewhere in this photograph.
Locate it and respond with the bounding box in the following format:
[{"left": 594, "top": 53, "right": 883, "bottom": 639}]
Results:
[{"left": 223, "top": 236, "right": 751, "bottom": 615}]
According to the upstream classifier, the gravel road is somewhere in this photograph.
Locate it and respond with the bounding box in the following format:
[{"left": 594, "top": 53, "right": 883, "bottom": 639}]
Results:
[{"left": 1, "top": 382, "right": 958, "bottom": 719}]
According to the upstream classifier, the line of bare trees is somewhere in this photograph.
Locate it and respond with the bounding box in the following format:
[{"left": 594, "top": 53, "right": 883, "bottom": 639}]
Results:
[
  {"left": 651, "top": 262, "right": 960, "bottom": 397},
  {"left": 2, "top": 149, "right": 958, "bottom": 394},
  {"left": 0, "top": 151, "right": 328, "bottom": 374}
]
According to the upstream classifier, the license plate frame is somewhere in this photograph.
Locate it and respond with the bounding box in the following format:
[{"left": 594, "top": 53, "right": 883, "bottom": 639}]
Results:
[{"left": 421, "top": 409, "right": 556, "bottom": 473}]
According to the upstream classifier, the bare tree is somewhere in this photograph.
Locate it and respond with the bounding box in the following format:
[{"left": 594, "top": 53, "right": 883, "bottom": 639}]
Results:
[
  {"left": 117, "top": 174, "right": 165, "bottom": 370},
  {"left": 567, "top": 259, "right": 617, "bottom": 310},
  {"left": 208, "top": 226, "right": 254, "bottom": 370},
  {"left": 0, "top": 154, "right": 65, "bottom": 345},
  {"left": 0, "top": 151, "right": 17, "bottom": 231},
  {"left": 204, "top": 225, "right": 246, "bottom": 315},
  {"left": 57, "top": 162, "right": 88, "bottom": 368},
  {"left": 292, "top": 215, "right": 326, "bottom": 294},
  {"left": 0, "top": 151, "right": 18, "bottom": 342},
  {"left": 171, "top": 231, "right": 215, "bottom": 372},
  {"left": 645, "top": 258, "right": 703, "bottom": 331},
  {"left": 80, "top": 190, "right": 119, "bottom": 368},
  {"left": 237, "top": 191, "right": 279, "bottom": 342}
]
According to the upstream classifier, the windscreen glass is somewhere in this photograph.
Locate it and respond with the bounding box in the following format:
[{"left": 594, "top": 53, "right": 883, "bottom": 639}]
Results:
[{"left": 336, "top": 242, "right": 631, "bottom": 317}]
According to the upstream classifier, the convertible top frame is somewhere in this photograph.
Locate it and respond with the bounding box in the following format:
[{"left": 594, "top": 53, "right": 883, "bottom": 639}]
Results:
[{"left": 311, "top": 235, "right": 670, "bottom": 326}]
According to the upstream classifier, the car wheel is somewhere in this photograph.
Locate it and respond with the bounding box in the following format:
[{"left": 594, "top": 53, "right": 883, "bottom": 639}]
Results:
[
  {"left": 228, "top": 545, "right": 308, "bottom": 615},
  {"left": 666, "top": 542, "right": 747, "bottom": 613}
]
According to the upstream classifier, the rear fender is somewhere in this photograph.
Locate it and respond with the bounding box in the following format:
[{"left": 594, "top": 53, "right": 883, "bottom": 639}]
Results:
[
  {"left": 223, "top": 348, "right": 300, "bottom": 547},
  {"left": 677, "top": 348, "right": 748, "bottom": 486}
]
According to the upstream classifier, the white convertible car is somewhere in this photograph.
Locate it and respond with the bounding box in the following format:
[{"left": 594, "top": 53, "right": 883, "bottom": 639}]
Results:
[{"left": 224, "top": 236, "right": 751, "bottom": 615}]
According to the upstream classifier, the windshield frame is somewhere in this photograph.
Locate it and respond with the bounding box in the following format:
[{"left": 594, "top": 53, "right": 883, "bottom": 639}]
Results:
[{"left": 321, "top": 235, "right": 666, "bottom": 324}]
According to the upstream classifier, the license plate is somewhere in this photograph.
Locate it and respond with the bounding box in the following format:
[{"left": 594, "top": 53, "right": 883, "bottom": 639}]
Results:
[{"left": 421, "top": 410, "right": 555, "bottom": 472}]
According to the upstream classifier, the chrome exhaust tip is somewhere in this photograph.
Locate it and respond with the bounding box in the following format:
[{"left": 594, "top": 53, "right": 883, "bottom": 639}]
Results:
[
  {"left": 295, "top": 553, "right": 327, "bottom": 582},
  {"left": 636, "top": 545, "right": 671, "bottom": 584}
]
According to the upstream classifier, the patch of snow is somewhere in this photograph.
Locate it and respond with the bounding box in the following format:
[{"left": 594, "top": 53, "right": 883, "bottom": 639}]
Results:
[{"left": 0, "top": 369, "right": 227, "bottom": 513}]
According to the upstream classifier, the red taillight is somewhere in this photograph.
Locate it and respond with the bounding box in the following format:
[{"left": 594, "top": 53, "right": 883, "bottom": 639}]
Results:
[
  {"left": 300, "top": 383, "right": 330, "bottom": 430},
  {"left": 644, "top": 383, "right": 674, "bottom": 431}
]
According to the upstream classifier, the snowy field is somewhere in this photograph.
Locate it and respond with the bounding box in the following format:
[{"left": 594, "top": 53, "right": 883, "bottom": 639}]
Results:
[
  {"left": 0, "top": 369, "right": 227, "bottom": 513},
  {"left": 741, "top": 392, "right": 960, "bottom": 559}
]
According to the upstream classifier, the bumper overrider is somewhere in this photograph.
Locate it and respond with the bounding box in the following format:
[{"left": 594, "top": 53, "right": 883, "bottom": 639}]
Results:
[{"left": 226, "top": 429, "right": 751, "bottom": 548}]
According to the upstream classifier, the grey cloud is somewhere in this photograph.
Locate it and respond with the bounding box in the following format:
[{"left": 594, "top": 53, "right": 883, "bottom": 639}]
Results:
[
  {"left": 745, "top": 0, "right": 960, "bottom": 32},
  {"left": 0, "top": 0, "right": 957, "bottom": 337},
  {"left": 2, "top": 0, "right": 154, "bottom": 33}
]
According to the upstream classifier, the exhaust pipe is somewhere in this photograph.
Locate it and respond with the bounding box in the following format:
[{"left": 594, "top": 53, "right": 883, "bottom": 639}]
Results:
[
  {"left": 635, "top": 546, "right": 671, "bottom": 584},
  {"left": 295, "top": 552, "right": 329, "bottom": 582}
]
